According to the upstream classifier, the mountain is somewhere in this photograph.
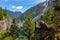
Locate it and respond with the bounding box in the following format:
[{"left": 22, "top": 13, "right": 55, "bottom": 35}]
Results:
[
  {"left": 32, "top": 0, "right": 54, "bottom": 22},
  {"left": 18, "top": 1, "right": 47, "bottom": 20},
  {"left": 6, "top": 10, "right": 22, "bottom": 18}
]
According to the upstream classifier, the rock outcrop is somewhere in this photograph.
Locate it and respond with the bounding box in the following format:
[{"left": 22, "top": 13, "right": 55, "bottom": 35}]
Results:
[{"left": 0, "top": 19, "right": 12, "bottom": 31}]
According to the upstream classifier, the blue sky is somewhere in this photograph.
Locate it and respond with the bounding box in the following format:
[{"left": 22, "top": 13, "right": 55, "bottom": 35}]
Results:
[{"left": 0, "top": 0, "right": 46, "bottom": 13}]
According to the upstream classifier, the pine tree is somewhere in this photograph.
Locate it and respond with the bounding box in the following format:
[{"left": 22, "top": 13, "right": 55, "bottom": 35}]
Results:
[
  {"left": 52, "top": 0, "right": 60, "bottom": 31},
  {"left": 23, "top": 16, "right": 35, "bottom": 40},
  {"left": 0, "top": 7, "right": 3, "bottom": 20},
  {"left": 43, "top": 7, "right": 55, "bottom": 27},
  {"left": 3, "top": 9, "right": 7, "bottom": 17},
  {"left": 9, "top": 18, "right": 19, "bottom": 40}
]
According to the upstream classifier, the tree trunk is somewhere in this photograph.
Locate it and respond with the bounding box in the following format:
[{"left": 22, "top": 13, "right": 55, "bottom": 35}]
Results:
[{"left": 28, "top": 30, "right": 31, "bottom": 40}]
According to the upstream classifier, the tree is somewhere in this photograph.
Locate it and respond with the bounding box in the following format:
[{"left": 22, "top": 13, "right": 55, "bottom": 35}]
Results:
[
  {"left": 43, "top": 7, "right": 55, "bottom": 27},
  {"left": 9, "top": 18, "right": 19, "bottom": 40},
  {"left": 3, "top": 9, "right": 7, "bottom": 18},
  {"left": 53, "top": 0, "right": 60, "bottom": 31},
  {"left": 23, "top": 16, "right": 35, "bottom": 40},
  {"left": 0, "top": 7, "right": 3, "bottom": 20},
  {"left": 0, "top": 30, "right": 9, "bottom": 40},
  {"left": 0, "top": 7, "right": 9, "bottom": 20},
  {"left": 0, "top": 18, "right": 19, "bottom": 40}
]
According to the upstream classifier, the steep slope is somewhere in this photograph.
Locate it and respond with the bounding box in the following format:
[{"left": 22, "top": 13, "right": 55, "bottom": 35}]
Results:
[
  {"left": 18, "top": 1, "right": 46, "bottom": 20},
  {"left": 33, "top": 0, "right": 54, "bottom": 22},
  {"left": 0, "top": 7, "right": 11, "bottom": 31}
]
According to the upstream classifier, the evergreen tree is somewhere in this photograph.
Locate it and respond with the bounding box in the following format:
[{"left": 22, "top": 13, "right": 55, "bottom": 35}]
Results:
[
  {"left": 3, "top": 9, "right": 7, "bottom": 17},
  {"left": 9, "top": 18, "right": 19, "bottom": 40},
  {"left": 43, "top": 7, "right": 55, "bottom": 27},
  {"left": 0, "top": 7, "right": 3, "bottom": 20},
  {"left": 52, "top": 0, "right": 60, "bottom": 31},
  {"left": 23, "top": 16, "right": 35, "bottom": 40}
]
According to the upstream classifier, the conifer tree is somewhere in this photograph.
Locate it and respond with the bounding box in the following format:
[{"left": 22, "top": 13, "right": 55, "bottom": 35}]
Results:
[
  {"left": 9, "top": 18, "right": 19, "bottom": 40},
  {"left": 3, "top": 9, "right": 7, "bottom": 17},
  {"left": 0, "top": 7, "right": 3, "bottom": 20},
  {"left": 43, "top": 7, "right": 55, "bottom": 27},
  {"left": 23, "top": 16, "right": 34, "bottom": 40}
]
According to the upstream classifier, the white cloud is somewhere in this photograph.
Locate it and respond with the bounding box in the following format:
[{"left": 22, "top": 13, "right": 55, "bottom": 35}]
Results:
[
  {"left": 11, "top": 6, "right": 16, "bottom": 8},
  {"left": 16, "top": 6, "right": 23, "bottom": 10},
  {"left": 34, "top": 0, "right": 46, "bottom": 3},
  {"left": 11, "top": 6, "right": 23, "bottom": 10}
]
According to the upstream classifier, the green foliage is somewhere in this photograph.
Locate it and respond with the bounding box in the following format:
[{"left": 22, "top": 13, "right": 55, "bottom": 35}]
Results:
[
  {"left": 43, "top": 7, "right": 55, "bottom": 27},
  {"left": 42, "top": 7, "right": 60, "bottom": 31},
  {"left": 3, "top": 9, "right": 10, "bottom": 19},
  {"left": 0, "top": 18, "right": 20, "bottom": 40},
  {"left": 0, "top": 7, "right": 10, "bottom": 20},
  {"left": 16, "top": 37, "right": 28, "bottom": 40},
  {"left": 0, "top": 18, "right": 19, "bottom": 40},
  {"left": 3, "top": 36, "right": 12, "bottom": 40},
  {"left": 35, "top": 34, "right": 40, "bottom": 40},
  {"left": 0, "top": 7, "right": 3, "bottom": 20},
  {"left": 9, "top": 18, "right": 19, "bottom": 40},
  {"left": 3, "top": 9, "right": 7, "bottom": 17},
  {"left": 23, "top": 16, "right": 35, "bottom": 40},
  {"left": 0, "top": 31, "right": 6, "bottom": 39},
  {"left": 0, "top": 30, "right": 9, "bottom": 40}
]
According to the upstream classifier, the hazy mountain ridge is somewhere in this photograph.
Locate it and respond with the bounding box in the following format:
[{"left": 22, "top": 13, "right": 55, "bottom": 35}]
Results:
[
  {"left": 6, "top": 0, "right": 53, "bottom": 20},
  {"left": 6, "top": 10, "right": 22, "bottom": 18},
  {"left": 18, "top": 1, "right": 46, "bottom": 20}
]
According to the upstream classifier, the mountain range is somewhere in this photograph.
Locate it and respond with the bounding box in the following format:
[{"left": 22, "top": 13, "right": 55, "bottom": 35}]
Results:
[
  {"left": 6, "top": 0, "right": 53, "bottom": 21},
  {"left": 6, "top": 10, "right": 22, "bottom": 18},
  {"left": 17, "top": 1, "right": 47, "bottom": 20}
]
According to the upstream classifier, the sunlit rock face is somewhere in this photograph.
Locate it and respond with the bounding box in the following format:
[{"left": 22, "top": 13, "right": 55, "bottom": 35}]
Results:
[
  {"left": 48, "top": 0, "right": 53, "bottom": 8},
  {"left": 17, "top": 20, "right": 24, "bottom": 28},
  {"left": 0, "top": 19, "right": 12, "bottom": 31},
  {"left": 17, "top": 20, "right": 23, "bottom": 27}
]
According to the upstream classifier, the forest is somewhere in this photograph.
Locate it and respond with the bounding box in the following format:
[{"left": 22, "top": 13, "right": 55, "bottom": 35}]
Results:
[{"left": 0, "top": 0, "right": 60, "bottom": 40}]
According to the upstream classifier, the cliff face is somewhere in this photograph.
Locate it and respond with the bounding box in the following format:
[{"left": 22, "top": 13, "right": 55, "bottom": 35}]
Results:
[
  {"left": 0, "top": 19, "right": 12, "bottom": 31},
  {"left": 48, "top": 0, "right": 53, "bottom": 8}
]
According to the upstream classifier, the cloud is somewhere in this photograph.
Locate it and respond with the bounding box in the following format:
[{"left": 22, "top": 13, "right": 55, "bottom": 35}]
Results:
[
  {"left": 34, "top": 0, "right": 46, "bottom": 3},
  {"left": 11, "top": 6, "right": 16, "bottom": 8},
  {"left": 16, "top": 6, "right": 23, "bottom": 10},
  {"left": 11, "top": 6, "right": 23, "bottom": 10}
]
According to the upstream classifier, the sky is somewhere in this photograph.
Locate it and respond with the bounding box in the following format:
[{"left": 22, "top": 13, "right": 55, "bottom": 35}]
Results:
[{"left": 0, "top": 0, "right": 46, "bottom": 13}]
